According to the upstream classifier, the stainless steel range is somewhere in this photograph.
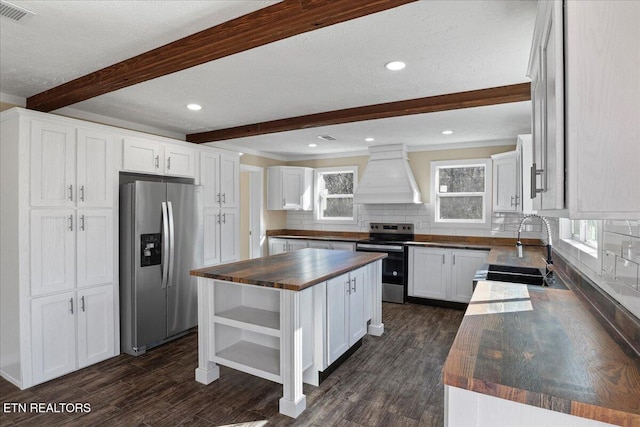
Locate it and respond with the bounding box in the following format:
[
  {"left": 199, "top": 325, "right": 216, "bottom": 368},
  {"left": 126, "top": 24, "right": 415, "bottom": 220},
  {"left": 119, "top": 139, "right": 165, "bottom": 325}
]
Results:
[{"left": 356, "top": 223, "right": 414, "bottom": 303}]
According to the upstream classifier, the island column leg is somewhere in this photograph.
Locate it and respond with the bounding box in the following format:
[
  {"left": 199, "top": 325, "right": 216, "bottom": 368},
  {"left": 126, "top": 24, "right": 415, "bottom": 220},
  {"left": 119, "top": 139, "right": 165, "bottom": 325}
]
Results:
[
  {"left": 368, "top": 260, "right": 384, "bottom": 336},
  {"left": 195, "top": 277, "right": 220, "bottom": 384},
  {"left": 279, "top": 289, "right": 306, "bottom": 418}
]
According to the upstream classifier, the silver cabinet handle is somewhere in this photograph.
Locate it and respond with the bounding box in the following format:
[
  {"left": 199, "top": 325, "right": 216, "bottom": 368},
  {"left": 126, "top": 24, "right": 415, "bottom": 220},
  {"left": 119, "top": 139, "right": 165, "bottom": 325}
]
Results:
[
  {"left": 217, "top": 214, "right": 221, "bottom": 224},
  {"left": 222, "top": 193, "right": 226, "bottom": 204},
  {"left": 167, "top": 156, "right": 171, "bottom": 170},
  {"left": 346, "top": 280, "right": 351, "bottom": 295},
  {"left": 442, "top": 254, "right": 445, "bottom": 264},
  {"left": 80, "top": 185, "right": 85, "bottom": 202},
  {"left": 222, "top": 213, "right": 226, "bottom": 224},
  {"left": 530, "top": 164, "right": 544, "bottom": 198},
  {"left": 68, "top": 185, "right": 73, "bottom": 201},
  {"left": 510, "top": 196, "right": 516, "bottom": 207},
  {"left": 80, "top": 215, "right": 85, "bottom": 231},
  {"left": 351, "top": 277, "right": 356, "bottom": 292},
  {"left": 69, "top": 298, "right": 74, "bottom": 314},
  {"left": 68, "top": 215, "right": 73, "bottom": 231},
  {"left": 283, "top": 198, "right": 286, "bottom": 207},
  {"left": 81, "top": 296, "right": 85, "bottom": 312},
  {"left": 453, "top": 254, "right": 456, "bottom": 265},
  {"left": 155, "top": 155, "right": 160, "bottom": 169},
  {"left": 217, "top": 193, "right": 221, "bottom": 204}
]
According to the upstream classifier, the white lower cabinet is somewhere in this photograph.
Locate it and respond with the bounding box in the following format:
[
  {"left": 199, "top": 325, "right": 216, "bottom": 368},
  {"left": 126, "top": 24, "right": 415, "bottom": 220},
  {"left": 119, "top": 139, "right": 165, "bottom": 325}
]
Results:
[
  {"left": 31, "top": 292, "right": 77, "bottom": 384},
  {"left": 308, "top": 240, "right": 355, "bottom": 251},
  {"left": 268, "top": 238, "right": 308, "bottom": 255},
  {"left": 326, "top": 268, "right": 366, "bottom": 365},
  {"left": 30, "top": 284, "right": 115, "bottom": 385},
  {"left": 77, "top": 285, "right": 115, "bottom": 368},
  {"left": 409, "top": 247, "right": 488, "bottom": 303}
]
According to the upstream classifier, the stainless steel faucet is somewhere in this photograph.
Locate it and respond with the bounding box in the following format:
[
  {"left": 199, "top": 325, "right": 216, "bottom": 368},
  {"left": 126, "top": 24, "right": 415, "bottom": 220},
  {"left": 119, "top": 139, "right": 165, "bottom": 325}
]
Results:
[{"left": 516, "top": 214, "right": 554, "bottom": 282}]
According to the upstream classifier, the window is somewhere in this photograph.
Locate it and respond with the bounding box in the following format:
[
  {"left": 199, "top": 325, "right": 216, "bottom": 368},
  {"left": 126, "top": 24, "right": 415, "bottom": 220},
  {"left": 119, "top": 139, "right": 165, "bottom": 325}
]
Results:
[
  {"left": 431, "top": 159, "right": 492, "bottom": 226},
  {"left": 315, "top": 167, "right": 357, "bottom": 223},
  {"left": 570, "top": 220, "right": 598, "bottom": 249}
]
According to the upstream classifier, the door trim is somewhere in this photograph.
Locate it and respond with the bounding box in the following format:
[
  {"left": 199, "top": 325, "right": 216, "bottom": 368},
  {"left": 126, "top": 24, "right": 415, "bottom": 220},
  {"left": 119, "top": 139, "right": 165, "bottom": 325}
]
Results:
[{"left": 240, "top": 164, "right": 264, "bottom": 259}]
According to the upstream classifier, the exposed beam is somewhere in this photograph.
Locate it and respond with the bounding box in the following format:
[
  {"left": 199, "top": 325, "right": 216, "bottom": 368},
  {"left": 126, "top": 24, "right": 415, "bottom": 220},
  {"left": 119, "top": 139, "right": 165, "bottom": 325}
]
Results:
[
  {"left": 186, "top": 83, "right": 532, "bottom": 143},
  {"left": 26, "top": 0, "right": 417, "bottom": 112}
]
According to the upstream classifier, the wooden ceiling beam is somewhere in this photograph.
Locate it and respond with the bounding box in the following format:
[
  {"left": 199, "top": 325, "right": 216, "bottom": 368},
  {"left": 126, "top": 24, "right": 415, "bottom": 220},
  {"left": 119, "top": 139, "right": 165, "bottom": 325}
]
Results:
[
  {"left": 26, "top": 0, "right": 417, "bottom": 112},
  {"left": 186, "top": 83, "right": 532, "bottom": 143}
]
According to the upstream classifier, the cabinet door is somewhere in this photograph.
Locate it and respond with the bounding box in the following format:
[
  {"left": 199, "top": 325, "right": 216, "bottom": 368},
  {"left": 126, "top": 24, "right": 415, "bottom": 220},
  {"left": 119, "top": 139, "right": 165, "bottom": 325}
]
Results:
[
  {"left": 540, "top": 0, "right": 564, "bottom": 211},
  {"left": 220, "top": 209, "right": 239, "bottom": 263},
  {"left": 269, "top": 238, "right": 288, "bottom": 255},
  {"left": 348, "top": 268, "right": 366, "bottom": 346},
  {"left": 200, "top": 152, "right": 220, "bottom": 208},
  {"left": 331, "top": 242, "right": 355, "bottom": 251},
  {"left": 77, "top": 285, "right": 115, "bottom": 368},
  {"left": 31, "top": 210, "right": 76, "bottom": 296},
  {"left": 282, "top": 168, "right": 304, "bottom": 210},
  {"left": 450, "top": 250, "right": 488, "bottom": 303},
  {"left": 326, "top": 273, "right": 350, "bottom": 365},
  {"left": 308, "top": 241, "right": 332, "bottom": 249},
  {"left": 287, "top": 240, "right": 308, "bottom": 252},
  {"left": 220, "top": 153, "right": 239, "bottom": 209},
  {"left": 531, "top": 72, "right": 544, "bottom": 212},
  {"left": 77, "top": 210, "right": 114, "bottom": 288},
  {"left": 31, "top": 292, "right": 77, "bottom": 384},
  {"left": 408, "top": 247, "right": 448, "bottom": 300},
  {"left": 122, "top": 138, "right": 163, "bottom": 174},
  {"left": 203, "top": 208, "right": 221, "bottom": 265},
  {"left": 77, "top": 129, "right": 114, "bottom": 208},
  {"left": 165, "top": 145, "right": 196, "bottom": 178},
  {"left": 30, "top": 120, "right": 76, "bottom": 207},
  {"left": 492, "top": 153, "right": 519, "bottom": 212}
]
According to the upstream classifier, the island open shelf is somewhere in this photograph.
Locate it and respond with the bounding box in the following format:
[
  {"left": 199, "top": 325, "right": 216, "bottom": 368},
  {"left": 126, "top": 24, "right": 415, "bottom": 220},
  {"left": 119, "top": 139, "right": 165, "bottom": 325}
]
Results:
[{"left": 191, "top": 248, "right": 386, "bottom": 419}]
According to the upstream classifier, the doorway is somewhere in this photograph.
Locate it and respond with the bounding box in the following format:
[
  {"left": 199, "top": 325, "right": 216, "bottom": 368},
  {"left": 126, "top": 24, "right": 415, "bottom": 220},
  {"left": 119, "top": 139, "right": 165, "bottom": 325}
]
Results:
[{"left": 239, "top": 164, "right": 264, "bottom": 259}]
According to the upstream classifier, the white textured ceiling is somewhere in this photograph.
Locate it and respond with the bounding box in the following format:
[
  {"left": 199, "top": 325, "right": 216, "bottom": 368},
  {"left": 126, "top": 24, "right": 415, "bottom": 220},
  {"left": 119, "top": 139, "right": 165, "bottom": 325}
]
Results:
[{"left": 0, "top": 0, "right": 537, "bottom": 159}]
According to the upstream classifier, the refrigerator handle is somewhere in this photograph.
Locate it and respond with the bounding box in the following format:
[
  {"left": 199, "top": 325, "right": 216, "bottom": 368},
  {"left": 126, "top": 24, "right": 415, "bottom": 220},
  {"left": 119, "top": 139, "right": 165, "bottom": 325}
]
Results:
[
  {"left": 161, "top": 202, "right": 170, "bottom": 289},
  {"left": 167, "top": 201, "right": 176, "bottom": 288}
]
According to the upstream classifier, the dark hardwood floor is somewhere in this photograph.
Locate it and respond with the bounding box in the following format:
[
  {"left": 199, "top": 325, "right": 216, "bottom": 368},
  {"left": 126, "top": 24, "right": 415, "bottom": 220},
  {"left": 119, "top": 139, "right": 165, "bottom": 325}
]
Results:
[{"left": 0, "top": 303, "right": 464, "bottom": 427}]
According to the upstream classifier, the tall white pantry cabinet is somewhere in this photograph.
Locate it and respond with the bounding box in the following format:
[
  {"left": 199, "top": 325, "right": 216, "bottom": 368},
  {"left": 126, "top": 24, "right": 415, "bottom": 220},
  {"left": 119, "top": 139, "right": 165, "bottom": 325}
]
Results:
[
  {"left": 0, "top": 108, "right": 241, "bottom": 389},
  {"left": 0, "top": 110, "right": 118, "bottom": 389}
]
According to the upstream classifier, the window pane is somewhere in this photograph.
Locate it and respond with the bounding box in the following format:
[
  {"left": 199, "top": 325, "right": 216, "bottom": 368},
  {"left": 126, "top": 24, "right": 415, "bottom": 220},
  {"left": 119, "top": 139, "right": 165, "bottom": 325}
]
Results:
[
  {"left": 322, "top": 172, "right": 353, "bottom": 195},
  {"left": 571, "top": 220, "right": 581, "bottom": 236},
  {"left": 585, "top": 220, "right": 598, "bottom": 246},
  {"left": 323, "top": 198, "right": 353, "bottom": 218},
  {"left": 438, "top": 167, "right": 485, "bottom": 193},
  {"left": 439, "top": 196, "right": 483, "bottom": 220}
]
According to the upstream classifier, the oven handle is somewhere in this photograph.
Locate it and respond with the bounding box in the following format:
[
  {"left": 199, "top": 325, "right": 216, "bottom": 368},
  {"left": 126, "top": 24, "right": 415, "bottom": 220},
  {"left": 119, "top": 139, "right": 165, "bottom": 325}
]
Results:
[{"left": 356, "top": 244, "right": 405, "bottom": 252}]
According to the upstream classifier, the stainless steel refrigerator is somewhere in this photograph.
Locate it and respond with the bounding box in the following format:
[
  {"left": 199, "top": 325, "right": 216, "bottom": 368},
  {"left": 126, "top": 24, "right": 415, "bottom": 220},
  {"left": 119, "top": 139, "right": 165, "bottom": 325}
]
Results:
[{"left": 119, "top": 181, "right": 203, "bottom": 356}]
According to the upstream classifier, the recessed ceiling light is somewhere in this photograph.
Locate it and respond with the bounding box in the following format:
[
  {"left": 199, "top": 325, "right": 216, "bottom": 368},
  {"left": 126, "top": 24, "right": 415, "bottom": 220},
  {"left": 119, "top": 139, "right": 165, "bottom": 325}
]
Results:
[
  {"left": 308, "top": 143, "right": 317, "bottom": 148},
  {"left": 365, "top": 137, "right": 375, "bottom": 142},
  {"left": 385, "top": 61, "right": 406, "bottom": 71},
  {"left": 442, "top": 130, "right": 454, "bottom": 135},
  {"left": 187, "top": 103, "right": 202, "bottom": 111},
  {"left": 317, "top": 135, "right": 336, "bottom": 141}
]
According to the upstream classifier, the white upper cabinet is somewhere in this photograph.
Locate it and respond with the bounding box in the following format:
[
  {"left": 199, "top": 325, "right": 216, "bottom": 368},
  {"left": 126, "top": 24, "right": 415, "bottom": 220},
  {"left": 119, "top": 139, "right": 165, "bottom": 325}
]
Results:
[
  {"left": 492, "top": 150, "right": 520, "bottom": 213},
  {"left": 30, "top": 120, "right": 76, "bottom": 207},
  {"left": 528, "top": 0, "right": 565, "bottom": 212},
  {"left": 123, "top": 138, "right": 197, "bottom": 178},
  {"left": 220, "top": 153, "right": 239, "bottom": 209},
  {"left": 267, "top": 166, "right": 313, "bottom": 211},
  {"left": 77, "top": 128, "right": 115, "bottom": 208},
  {"left": 164, "top": 145, "right": 196, "bottom": 178},
  {"left": 528, "top": 0, "right": 640, "bottom": 218},
  {"left": 201, "top": 151, "right": 220, "bottom": 208},
  {"left": 122, "top": 137, "right": 164, "bottom": 175}
]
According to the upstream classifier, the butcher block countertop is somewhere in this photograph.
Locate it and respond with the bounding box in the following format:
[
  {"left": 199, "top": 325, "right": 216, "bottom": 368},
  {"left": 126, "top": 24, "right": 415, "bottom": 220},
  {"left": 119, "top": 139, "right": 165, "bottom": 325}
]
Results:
[
  {"left": 443, "top": 281, "right": 640, "bottom": 426},
  {"left": 191, "top": 248, "right": 386, "bottom": 291}
]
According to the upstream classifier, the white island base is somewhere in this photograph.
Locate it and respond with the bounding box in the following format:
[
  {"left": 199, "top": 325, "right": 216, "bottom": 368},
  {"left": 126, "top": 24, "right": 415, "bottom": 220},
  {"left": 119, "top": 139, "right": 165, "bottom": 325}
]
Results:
[{"left": 194, "top": 260, "right": 383, "bottom": 418}]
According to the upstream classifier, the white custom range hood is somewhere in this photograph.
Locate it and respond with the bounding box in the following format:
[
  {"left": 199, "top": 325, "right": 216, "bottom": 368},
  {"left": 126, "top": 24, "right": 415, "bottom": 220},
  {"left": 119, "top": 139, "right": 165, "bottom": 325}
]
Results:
[{"left": 353, "top": 144, "right": 423, "bottom": 204}]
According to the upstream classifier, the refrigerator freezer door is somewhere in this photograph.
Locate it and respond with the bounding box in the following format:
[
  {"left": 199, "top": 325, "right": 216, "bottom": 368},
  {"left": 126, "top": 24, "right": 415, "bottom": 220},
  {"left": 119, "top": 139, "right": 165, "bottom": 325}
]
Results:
[
  {"left": 166, "top": 183, "right": 202, "bottom": 337},
  {"left": 133, "top": 181, "right": 167, "bottom": 348}
]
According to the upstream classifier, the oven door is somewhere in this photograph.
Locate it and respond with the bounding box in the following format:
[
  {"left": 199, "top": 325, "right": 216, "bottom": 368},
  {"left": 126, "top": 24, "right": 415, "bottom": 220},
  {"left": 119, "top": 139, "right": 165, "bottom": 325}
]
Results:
[{"left": 356, "top": 243, "right": 406, "bottom": 303}]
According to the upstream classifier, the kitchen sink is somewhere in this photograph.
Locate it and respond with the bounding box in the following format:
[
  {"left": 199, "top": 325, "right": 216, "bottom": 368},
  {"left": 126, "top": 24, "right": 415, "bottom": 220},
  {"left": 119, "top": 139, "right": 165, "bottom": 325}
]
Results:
[{"left": 485, "top": 264, "right": 545, "bottom": 286}]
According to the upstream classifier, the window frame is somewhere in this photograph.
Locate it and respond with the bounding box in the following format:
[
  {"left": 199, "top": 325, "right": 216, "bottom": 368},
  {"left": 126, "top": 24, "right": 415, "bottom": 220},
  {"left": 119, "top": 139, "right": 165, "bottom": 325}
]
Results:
[
  {"left": 314, "top": 166, "right": 358, "bottom": 225},
  {"left": 430, "top": 158, "right": 493, "bottom": 228}
]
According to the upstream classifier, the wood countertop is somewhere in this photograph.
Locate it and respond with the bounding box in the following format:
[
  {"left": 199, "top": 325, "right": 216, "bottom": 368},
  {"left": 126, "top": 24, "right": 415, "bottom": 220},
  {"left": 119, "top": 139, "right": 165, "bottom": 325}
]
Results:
[
  {"left": 191, "top": 248, "right": 386, "bottom": 291},
  {"left": 443, "top": 281, "right": 640, "bottom": 426}
]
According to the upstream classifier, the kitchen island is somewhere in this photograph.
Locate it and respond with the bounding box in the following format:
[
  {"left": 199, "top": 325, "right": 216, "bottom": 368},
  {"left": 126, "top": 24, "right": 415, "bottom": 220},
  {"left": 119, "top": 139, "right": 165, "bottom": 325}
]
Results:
[
  {"left": 443, "top": 279, "right": 640, "bottom": 426},
  {"left": 190, "top": 248, "right": 386, "bottom": 418}
]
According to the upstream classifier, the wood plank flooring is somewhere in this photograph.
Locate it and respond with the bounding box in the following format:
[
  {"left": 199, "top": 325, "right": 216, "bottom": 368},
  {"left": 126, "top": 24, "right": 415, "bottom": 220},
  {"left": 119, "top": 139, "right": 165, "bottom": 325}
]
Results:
[{"left": 0, "top": 303, "right": 463, "bottom": 427}]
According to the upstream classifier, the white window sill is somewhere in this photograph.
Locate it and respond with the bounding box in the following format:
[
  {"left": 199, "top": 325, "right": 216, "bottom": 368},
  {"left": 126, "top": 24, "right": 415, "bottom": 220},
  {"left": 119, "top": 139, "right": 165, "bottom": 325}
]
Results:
[{"left": 560, "top": 238, "right": 598, "bottom": 259}]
